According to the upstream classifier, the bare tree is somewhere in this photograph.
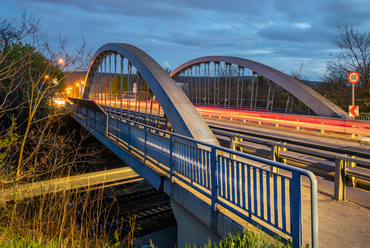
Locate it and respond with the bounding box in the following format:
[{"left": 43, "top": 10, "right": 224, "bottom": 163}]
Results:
[
  {"left": 0, "top": 10, "right": 128, "bottom": 248},
  {"left": 327, "top": 24, "right": 370, "bottom": 103},
  {"left": 0, "top": 9, "right": 91, "bottom": 182}
]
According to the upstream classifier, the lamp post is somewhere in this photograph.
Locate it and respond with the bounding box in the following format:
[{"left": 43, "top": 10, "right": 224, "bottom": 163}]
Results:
[
  {"left": 76, "top": 83, "right": 80, "bottom": 98},
  {"left": 81, "top": 81, "right": 84, "bottom": 98}
]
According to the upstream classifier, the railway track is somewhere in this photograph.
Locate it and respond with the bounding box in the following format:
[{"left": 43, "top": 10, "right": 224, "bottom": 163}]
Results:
[{"left": 101, "top": 180, "right": 176, "bottom": 238}]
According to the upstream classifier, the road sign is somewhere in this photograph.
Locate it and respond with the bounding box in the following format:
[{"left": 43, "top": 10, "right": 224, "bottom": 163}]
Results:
[
  {"left": 349, "top": 105, "right": 359, "bottom": 118},
  {"left": 348, "top": 71, "right": 360, "bottom": 84}
]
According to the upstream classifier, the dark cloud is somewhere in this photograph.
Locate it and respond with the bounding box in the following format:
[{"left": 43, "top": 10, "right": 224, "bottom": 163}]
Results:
[{"left": 2, "top": 0, "right": 370, "bottom": 80}]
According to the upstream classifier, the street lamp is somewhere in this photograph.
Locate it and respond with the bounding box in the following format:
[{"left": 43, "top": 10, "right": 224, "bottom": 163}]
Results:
[{"left": 58, "top": 58, "right": 64, "bottom": 65}]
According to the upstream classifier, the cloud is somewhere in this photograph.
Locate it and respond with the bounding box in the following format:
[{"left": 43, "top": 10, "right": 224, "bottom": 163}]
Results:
[
  {"left": 163, "top": 61, "right": 171, "bottom": 69},
  {"left": 2, "top": 0, "right": 370, "bottom": 80},
  {"left": 293, "top": 23, "right": 311, "bottom": 29}
]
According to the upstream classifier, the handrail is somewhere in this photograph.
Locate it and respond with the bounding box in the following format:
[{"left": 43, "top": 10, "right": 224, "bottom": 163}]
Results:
[
  {"left": 72, "top": 104, "right": 319, "bottom": 248},
  {"left": 211, "top": 126, "right": 370, "bottom": 203},
  {"left": 211, "top": 126, "right": 370, "bottom": 167}
]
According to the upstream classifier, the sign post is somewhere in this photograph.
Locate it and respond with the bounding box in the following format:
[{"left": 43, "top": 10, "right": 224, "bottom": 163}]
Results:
[{"left": 348, "top": 71, "right": 360, "bottom": 118}]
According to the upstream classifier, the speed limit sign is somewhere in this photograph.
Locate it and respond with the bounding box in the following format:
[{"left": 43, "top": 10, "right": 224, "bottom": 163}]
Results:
[{"left": 348, "top": 71, "right": 360, "bottom": 84}]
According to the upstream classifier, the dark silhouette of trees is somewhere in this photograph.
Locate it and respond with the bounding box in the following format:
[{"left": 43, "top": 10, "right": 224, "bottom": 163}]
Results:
[{"left": 326, "top": 24, "right": 370, "bottom": 111}]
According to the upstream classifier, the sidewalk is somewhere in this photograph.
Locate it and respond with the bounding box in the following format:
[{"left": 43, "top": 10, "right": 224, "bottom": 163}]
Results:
[
  {"left": 302, "top": 177, "right": 370, "bottom": 248},
  {"left": 208, "top": 119, "right": 370, "bottom": 247}
]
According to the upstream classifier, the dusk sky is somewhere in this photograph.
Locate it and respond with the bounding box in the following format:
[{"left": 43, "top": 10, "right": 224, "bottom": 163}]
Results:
[{"left": 2, "top": 0, "right": 370, "bottom": 81}]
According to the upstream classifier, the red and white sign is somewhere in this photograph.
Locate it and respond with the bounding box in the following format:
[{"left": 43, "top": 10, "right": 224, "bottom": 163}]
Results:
[
  {"left": 349, "top": 105, "right": 359, "bottom": 117},
  {"left": 348, "top": 71, "right": 360, "bottom": 84}
]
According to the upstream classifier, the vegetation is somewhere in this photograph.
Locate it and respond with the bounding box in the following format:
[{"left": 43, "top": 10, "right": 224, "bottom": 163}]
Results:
[
  {"left": 0, "top": 11, "right": 136, "bottom": 247},
  {"left": 184, "top": 229, "right": 293, "bottom": 248},
  {"left": 321, "top": 24, "right": 370, "bottom": 112},
  {"left": 109, "top": 73, "right": 150, "bottom": 101}
]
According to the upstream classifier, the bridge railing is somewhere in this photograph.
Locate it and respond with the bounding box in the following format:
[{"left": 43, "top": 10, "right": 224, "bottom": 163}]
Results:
[
  {"left": 199, "top": 109, "right": 370, "bottom": 137},
  {"left": 72, "top": 104, "right": 318, "bottom": 248}
]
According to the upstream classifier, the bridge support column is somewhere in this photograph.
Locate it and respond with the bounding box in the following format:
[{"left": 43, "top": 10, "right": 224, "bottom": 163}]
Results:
[{"left": 171, "top": 199, "right": 220, "bottom": 248}]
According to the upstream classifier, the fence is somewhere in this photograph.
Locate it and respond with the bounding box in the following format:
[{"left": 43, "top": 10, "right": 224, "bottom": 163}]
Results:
[
  {"left": 71, "top": 103, "right": 319, "bottom": 248},
  {"left": 200, "top": 110, "right": 370, "bottom": 137},
  {"left": 356, "top": 113, "right": 370, "bottom": 121},
  {"left": 211, "top": 126, "right": 370, "bottom": 200}
]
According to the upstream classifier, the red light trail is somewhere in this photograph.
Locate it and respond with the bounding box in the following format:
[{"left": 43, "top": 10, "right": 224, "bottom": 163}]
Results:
[{"left": 90, "top": 98, "right": 370, "bottom": 137}]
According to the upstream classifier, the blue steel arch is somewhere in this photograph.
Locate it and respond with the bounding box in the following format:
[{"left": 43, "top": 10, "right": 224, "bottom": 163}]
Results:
[
  {"left": 83, "top": 43, "right": 219, "bottom": 145},
  {"left": 170, "top": 56, "right": 349, "bottom": 119}
]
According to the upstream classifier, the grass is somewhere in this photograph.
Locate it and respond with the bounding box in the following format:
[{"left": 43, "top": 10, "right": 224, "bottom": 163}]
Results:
[
  {"left": 184, "top": 229, "right": 292, "bottom": 248},
  {"left": 0, "top": 126, "right": 136, "bottom": 247},
  {"left": 0, "top": 183, "right": 121, "bottom": 247}
]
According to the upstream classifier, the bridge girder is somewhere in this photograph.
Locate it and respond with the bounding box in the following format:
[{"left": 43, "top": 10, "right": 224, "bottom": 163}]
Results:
[
  {"left": 170, "top": 56, "right": 349, "bottom": 119},
  {"left": 83, "top": 43, "right": 219, "bottom": 145}
]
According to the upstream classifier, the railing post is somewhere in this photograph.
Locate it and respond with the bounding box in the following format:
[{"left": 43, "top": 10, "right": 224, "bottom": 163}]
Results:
[
  {"left": 230, "top": 136, "right": 236, "bottom": 160},
  {"left": 144, "top": 126, "right": 148, "bottom": 164},
  {"left": 291, "top": 171, "right": 302, "bottom": 248},
  {"left": 115, "top": 116, "right": 119, "bottom": 142},
  {"left": 128, "top": 120, "right": 131, "bottom": 151},
  {"left": 310, "top": 173, "right": 319, "bottom": 248},
  {"left": 281, "top": 142, "right": 287, "bottom": 164},
  {"left": 105, "top": 112, "right": 108, "bottom": 138},
  {"left": 238, "top": 137, "right": 243, "bottom": 153},
  {"left": 211, "top": 147, "right": 218, "bottom": 233},
  {"left": 348, "top": 155, "right": 357, "bottom": 187},
  {"left": 169, "top": 134, "right": 174, "bottom": 197},
  {"left": 334, "top": 156, "right": 347, "bottom": 201},
  {"left": 85, "top": 106, "right": 88, "bottom": 127},
  {"left": 270, "top": 142, "right": 280, "bottom": 173},
  {"left": 94, "top": 109, "right": 97, "bottom": 130}
]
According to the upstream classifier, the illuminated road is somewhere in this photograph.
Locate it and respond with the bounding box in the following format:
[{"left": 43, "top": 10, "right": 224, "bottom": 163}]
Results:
[
  {"left": 195, "top": 105, "right": 370, "bottom": 137},
  {"left": 88, "top": 98, "right": 370, "bottom": 137}
]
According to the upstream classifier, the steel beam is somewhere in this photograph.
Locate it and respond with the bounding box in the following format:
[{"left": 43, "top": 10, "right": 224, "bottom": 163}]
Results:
[
  {"left": 83, "top": 43, "right": 219, "bottom": 145},
  {"left": 170, "top": 56, "right": 349, "bottom": 119}
]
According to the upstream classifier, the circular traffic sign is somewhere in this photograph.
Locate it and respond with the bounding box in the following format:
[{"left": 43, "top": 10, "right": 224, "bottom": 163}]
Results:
[{"left": 348, "top": 71, "right": 360, "bottom": 84}]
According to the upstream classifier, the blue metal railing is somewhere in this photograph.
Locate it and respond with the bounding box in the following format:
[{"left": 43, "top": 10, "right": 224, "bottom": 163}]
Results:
[{"left": 73, "top": 105, "right": 318, "bottom": 248}]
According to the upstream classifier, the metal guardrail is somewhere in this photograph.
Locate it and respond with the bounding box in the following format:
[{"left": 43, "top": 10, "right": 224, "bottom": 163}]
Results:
[
  {"left": 334, "top": 155, "right": 370, "bottom": 201},
  {"left": 210, "top": 127, "right": 370, "bottom": 201},
  {"left": 200, "top": 111, "right": 370, "bottom": 137},
  {"left": 356, "top": 113, "right": 370, "bottom": 121},
  {"left": 72, "top": 104, "right": 319, "bottom": 248}
]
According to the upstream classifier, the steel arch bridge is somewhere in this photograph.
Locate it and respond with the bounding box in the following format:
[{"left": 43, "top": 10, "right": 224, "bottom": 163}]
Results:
[
  {"left": 83, "top": 43, "right": 349, "bottom": 143},
  {"left": 170, "top": 56, "right": 349, "bottom": 119},
  {"left": 75, "top": 43, "right": 320, "bottom": 248},
  {"left": 83, "top": 43, "right": 218, "bottom": 145}
]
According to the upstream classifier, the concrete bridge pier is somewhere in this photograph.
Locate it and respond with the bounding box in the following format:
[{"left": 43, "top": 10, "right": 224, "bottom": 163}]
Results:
[
  {"left": 171, "top": 199, "right": 221, "bottom": 248},
  {"left": 164, "top": 179, "right": 245, "bottom": 248}
]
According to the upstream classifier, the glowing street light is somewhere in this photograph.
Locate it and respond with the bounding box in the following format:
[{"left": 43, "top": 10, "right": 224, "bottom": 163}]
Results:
[{"left": 58, "top": 58, "right": 64, "bottom": 64}]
